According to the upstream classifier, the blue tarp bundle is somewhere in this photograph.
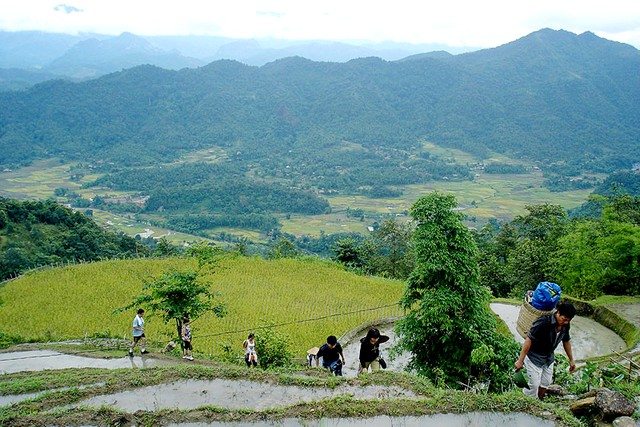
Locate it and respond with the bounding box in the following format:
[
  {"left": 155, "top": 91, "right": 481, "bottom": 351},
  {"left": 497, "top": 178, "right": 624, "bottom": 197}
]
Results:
[{"left": 530, "top": 281, "right": 562, "bottom": 311}]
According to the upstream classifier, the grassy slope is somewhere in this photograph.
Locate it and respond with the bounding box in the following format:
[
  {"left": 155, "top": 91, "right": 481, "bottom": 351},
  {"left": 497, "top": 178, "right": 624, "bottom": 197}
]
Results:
[{"left": 0, "top": 256, "right": 404, "bottom": 356}]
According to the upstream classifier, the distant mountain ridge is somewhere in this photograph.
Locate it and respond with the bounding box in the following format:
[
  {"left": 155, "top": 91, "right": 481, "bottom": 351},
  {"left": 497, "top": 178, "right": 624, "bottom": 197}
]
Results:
[
  {"left": 0, "top": 29, "right": 638, "bottom": 174},
  {"left": 0, "top": 29, "right": 472, "bottom": 86},
  {"left": 46, "top": 32, "right": 204, "bottom": 78}
]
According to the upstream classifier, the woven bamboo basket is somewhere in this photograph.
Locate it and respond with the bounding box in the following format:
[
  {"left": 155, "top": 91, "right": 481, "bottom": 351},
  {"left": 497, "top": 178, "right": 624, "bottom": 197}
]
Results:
[{"left": 516, "top": 297, "right": 553, "bottom": 339}]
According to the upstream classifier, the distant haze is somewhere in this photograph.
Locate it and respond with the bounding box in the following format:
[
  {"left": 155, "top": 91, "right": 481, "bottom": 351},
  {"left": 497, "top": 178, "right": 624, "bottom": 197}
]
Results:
[{"left": 1, "top": 0, "right": 639, "bottom": 50}]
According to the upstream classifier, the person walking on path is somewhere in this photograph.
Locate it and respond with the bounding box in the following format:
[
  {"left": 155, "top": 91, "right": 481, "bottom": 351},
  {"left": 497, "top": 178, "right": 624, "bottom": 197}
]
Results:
[
  {"left": 358, "top": 328, "right": 389, "bottom": 374},
  {"left": 181, "top": 316, "right": 193, "bottom": 360},
  {"left": 316, "top": 335, "right": 346, "bottom": 376},
  {"left": 128, "top": 308, "right": 148, "bottom": 357},
  {"left": 514, "top": 301, "right": 577, "bottom": 399},
  {"left": 243, "top": 333, "right": 258, "bottom": 367}
]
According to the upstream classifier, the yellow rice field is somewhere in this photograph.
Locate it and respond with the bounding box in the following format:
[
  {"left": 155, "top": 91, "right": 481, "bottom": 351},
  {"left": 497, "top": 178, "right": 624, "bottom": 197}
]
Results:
[{"left": 0, "top": 256, "right": 404, "bottom": 358}]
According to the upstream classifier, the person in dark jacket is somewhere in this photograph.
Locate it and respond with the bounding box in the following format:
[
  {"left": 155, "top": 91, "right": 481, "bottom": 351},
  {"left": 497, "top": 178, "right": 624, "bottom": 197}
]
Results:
[
  {"left": 358, "top": 328, "right": 389, "bottom": 374},
  {"left": 514, "top": 302, "right": 576, "bottom": 399},
  {"left": 316, "top": 335, "right": 345, "bottom": 376}
]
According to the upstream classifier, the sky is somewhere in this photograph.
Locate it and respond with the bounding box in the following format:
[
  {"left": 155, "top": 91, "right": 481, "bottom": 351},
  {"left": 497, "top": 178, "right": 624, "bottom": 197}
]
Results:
[{"left": 1, "top": 0, "right": 639, "bottom": 49}]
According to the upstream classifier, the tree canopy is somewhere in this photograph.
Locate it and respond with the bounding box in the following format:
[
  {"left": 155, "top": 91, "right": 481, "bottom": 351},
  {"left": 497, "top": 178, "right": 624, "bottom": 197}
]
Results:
[{"left": 395, "top": 192, "right": 518, "bottom": 390}]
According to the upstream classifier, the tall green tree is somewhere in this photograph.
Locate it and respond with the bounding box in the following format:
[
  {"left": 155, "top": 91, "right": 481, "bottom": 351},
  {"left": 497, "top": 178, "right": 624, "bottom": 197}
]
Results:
[
  {"left": 395, "top": 192, "right": 518, "bottom": 390},
  {"left": 119, "top": 270, "right": 226, "bottom": 343},
  {"left": 368, "top": 219, "right": 415, "bottom": 279}
]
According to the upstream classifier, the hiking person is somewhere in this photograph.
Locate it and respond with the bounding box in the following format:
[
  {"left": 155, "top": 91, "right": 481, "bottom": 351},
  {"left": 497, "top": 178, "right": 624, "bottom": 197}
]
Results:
[
  {"left": 181, "top": 316, "right": 193, "bottom": 360},
  {"left": 243, "top": 333, "right": 258, "bottom": 367},
  {"left": 358, "top": 327, "right": 389, "bottom": 374},
  {"left": 514, "top": 301, "right": 577, "bottom": 399},
  {"left": 128, "top": 308, "right": 148, "bottom": 357},
  {"left": 316, "top": 335, "right": 345, "bottom": 376}
]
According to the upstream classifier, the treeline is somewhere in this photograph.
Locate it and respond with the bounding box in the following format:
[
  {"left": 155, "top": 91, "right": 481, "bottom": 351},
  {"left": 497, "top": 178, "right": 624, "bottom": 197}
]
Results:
[
  {"left": 87, "top": 162, "right": 331, "bottom": 232},
  {"left": 475, "top": 195, "right": 640, "bottom": 298},
  {"left": 568, "top": 170, "right": 640, "bottom": 218},
  {"left": 0, "top": 198, "right": 147, "bottom": 280},
  {"left": 483, "top": 163, "right": 527, "bottom": 174},
  {"left": 167, "top": 213, "right": 280, "bottom": 234},
  {"left": 329, "top": 195, "right": 640, "bottom": 298}
]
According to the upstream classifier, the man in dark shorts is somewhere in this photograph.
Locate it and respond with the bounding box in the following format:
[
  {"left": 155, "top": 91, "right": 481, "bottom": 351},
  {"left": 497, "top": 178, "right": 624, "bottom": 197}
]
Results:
[
  {"left": 128, "top": 308, "right": 148, "bottom": 356},
  {"left": 316, "top": 335, "right": 345, "bottom": 376},
  {"left": 514, "top": 302, "right": 576, "bottom": 399}
]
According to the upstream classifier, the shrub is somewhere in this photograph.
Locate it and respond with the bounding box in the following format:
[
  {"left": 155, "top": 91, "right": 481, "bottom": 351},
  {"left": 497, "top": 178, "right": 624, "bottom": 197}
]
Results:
[{"left": 254, "top": 325, "right": 293, "bottom": 369}]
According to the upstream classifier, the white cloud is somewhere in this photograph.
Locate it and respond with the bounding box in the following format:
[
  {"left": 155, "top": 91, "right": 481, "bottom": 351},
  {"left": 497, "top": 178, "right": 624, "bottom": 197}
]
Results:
[{"left": 0, "top": 0, "right": 638, "bottom": 49}]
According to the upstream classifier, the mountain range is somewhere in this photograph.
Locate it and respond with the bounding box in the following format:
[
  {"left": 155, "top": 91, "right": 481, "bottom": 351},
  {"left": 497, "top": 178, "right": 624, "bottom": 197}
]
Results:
[
  {"left": 1, "top": 28, "right": 638, "bottom": 175},
  {"left": 0, "top": 30, "right": 468, "bottom": 87}
]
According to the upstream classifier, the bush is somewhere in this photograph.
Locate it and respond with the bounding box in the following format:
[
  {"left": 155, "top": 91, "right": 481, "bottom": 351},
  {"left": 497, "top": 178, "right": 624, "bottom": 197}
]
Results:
[
  {"left": 0, "top": 331, "right": 23, "bottom": 349},
  {"left": 254, "top": 325, "right": 293, "bottom": 369},
  {"left": 396, "top": 192, "right": 520, "bottom": 391}
]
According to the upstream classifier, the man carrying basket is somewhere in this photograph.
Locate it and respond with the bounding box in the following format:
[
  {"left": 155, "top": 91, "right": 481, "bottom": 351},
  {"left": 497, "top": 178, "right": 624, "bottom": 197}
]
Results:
[{"left": 514, "top": 301, "right": 577, "bottom": 399}]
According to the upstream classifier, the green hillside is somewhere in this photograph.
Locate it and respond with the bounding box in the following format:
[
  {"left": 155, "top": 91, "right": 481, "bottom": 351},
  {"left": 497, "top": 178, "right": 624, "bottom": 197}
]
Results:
[
  {"left": 0, "top": 256, "right": 404, "bottom": 356},
  {"left": 0, "top": 197, "right": 145, "bottom": 280},
  {"left": 1, "top": 29, "right": 638, "bottom": 172},
  {"left": 1, "top": 29, "right": 637, "bottom": 239}
]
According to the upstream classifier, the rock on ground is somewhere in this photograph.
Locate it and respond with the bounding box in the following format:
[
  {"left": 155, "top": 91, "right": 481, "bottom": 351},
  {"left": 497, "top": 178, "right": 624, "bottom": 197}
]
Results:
[{"left": 595, "top": 389, "right": 635, "bottom": 421}]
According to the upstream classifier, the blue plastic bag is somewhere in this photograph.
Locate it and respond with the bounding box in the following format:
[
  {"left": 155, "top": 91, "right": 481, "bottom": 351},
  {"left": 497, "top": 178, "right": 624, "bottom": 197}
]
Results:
[{"left": 530, "top": 282, "right": 562, "bottom": 311}]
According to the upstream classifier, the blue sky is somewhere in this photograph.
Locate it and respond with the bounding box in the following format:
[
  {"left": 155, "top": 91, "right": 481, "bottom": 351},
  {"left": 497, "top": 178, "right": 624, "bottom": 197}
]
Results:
[{"left": 1, "top": 0, "right": 639, "bottom": 49}]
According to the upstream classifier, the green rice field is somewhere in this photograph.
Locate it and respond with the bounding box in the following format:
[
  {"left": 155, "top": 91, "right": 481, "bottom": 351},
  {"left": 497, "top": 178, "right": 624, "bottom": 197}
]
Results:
[{"left": 0, "top": 256, "right": 404, "bottom": 357}]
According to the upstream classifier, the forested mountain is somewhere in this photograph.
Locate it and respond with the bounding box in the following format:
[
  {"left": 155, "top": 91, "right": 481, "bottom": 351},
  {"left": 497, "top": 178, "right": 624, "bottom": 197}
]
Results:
[
  {"left": 1, "top": 28, "right": 637, "bottom": 174},
  {"left": 0, "top": 68, "right": 59, "bottom": 91},
  {"left": 0, "top": 198, "right": 146, "bottom": 280}
]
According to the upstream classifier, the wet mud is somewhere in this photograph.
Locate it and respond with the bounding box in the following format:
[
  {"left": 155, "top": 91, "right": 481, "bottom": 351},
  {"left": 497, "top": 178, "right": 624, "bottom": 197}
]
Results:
[
  {"left": 0, "top": 350, "right": 171, "bottom": 374},
  {"left": 75, "top": 378, "right": 415, "bottom": 411},
  {"left": 0, "top": 382, "right": 104, "bottom": 407}
]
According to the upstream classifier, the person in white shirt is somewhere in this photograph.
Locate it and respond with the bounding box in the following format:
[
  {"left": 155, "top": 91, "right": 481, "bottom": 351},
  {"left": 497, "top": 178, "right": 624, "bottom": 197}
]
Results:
[
  {"left": 128, "top": 308, "right": 148, "bottom": 356},
  {"left": 243, "top": 333, "right": 258, "bottom": 367}
]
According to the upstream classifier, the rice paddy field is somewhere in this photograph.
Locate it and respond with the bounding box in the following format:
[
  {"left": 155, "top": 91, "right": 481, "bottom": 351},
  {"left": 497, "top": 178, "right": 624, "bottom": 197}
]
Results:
[
  {"left": 0, "top": 142, "right": 595, "bottom": 240},
  {"left": 0, "top": 256, "right": 404, "bottom": 358}
]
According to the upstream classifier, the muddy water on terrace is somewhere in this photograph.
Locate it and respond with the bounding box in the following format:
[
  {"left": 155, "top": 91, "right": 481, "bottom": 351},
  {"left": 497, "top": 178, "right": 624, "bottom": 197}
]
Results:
[
  {"left": 490, "top": 303, "right": 626, "bottom": 359},
  {"left": 0, "top": 350, "right": 171, "bottom": 374},
  {"left": 167, "top": 412, "right": 556, "bottom": 427},
  {"left": 75, "top": 379, "right": 415, "bottom": 411},
  {"left": 0, "top": 383, "right": 105, "bottom": 407}
]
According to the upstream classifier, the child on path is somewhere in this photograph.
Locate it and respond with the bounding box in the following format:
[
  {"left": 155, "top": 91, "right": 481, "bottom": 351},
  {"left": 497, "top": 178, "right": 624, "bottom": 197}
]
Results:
[
  {"left": 181, "top": 316, "right": 193, "bottom": 360},
  {"left": 316, "top": 335, "right": 345, "bottom": 376},
  {"left": 128, "top": 308, "right": 148, "bottom": 357},
  {"left": 243, "top": 333, "right": 258, "bottom": 367}
]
